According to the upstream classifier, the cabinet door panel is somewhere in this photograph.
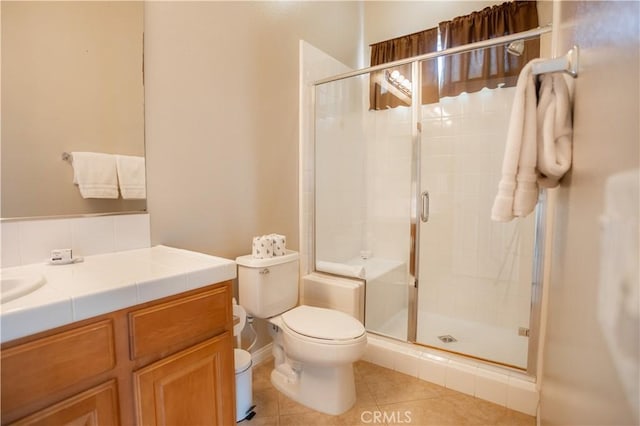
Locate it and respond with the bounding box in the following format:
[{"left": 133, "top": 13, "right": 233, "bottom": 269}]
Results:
[
  {"left": 129, "top": 284, "right": 231, "bottom": 360},
  {"left": 1, "top": 320, "right": 116, "bottom": 415},
  {"left": 10, "top": 380, "right": 119, "bottom": 426},
  {"left": 134, "top": 332, "right": 235, "bottom": 426}
]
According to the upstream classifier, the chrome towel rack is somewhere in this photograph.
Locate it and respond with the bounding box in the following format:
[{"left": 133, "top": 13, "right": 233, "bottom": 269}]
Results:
[{"left": 532, "top": 45, "right": 579, "bottom": 78}]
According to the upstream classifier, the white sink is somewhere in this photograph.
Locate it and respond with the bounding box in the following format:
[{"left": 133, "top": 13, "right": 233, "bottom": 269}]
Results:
[{"left": 1, "top": 274, "right": 46, "bottom": 304}]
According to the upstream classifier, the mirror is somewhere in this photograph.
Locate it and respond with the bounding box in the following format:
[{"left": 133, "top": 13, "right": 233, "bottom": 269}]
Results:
[{"left": 1, "top": 1, "right": 145, "bottom": 218}]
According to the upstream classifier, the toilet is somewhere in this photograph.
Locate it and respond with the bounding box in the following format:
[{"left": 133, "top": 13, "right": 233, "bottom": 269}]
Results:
[{"left": 236, "top": 250, "right": 367, "bottom": 415}]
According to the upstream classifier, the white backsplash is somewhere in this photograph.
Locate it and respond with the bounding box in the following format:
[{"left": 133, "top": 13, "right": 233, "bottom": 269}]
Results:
[{"left": 1, "top": 213, "right": 150, "bottom": 268}]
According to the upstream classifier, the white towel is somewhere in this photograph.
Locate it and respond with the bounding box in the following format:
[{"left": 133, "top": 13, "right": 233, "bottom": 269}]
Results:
[
  {"left": 491, "top": 61, "right": 539, "bottom": 221},
  {"left": 316, "top": 260, "right": 365, "bottom": 279},
  {"left": 536, "top": 73, "right": 572, "bottom": 188},
  {"left": 71, "top": 152, "right": 118, "bottom": 199},
  {"left": 115, "top": 155, "right": 146, "bottom": 199},
  {"left": 491, "top": 60, "right": 573, "bottom": 222}
]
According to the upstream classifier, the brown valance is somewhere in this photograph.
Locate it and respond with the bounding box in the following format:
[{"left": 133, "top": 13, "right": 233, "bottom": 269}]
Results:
[
  {"left": 439, "top": 1, "right": 539, "bottom": 97},
  {"left": 369, "top": 27, "right": 439, "bottom": 110},
  {"left": 368, "top": 1, "right": 540, "bottom": 109}
]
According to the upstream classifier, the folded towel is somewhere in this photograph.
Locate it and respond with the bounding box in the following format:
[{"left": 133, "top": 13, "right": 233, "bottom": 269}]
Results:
[
  {"left": 316, "top": 260, "right": 365, "bottom": 279},
  {"left": 492, "top": 60, "right": 545, "bottom": 222},
  {"left": 71, "top": 152, "right": 118, "bottom": 199},
  {"left": 115, "top": 155, "right": 146, "bottom": 199},
  {"left": 536, "top": 73, "right": 572, "bottom": 188},
  {"left": 252, "top": 236, "right": 274, "bottom": 259},
  {"left": 492, "top": 61, "right": 574, "bottom": 222}
]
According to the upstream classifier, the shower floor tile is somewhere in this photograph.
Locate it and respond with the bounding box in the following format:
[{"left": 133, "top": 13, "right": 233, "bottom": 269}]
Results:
[{"left": 244, "top": 359, "right": 535, "bottom": 425}]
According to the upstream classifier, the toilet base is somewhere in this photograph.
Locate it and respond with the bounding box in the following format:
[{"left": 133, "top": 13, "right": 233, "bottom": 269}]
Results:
[{"left": 270, "top": 362, "right": 357, "bottom": 415}]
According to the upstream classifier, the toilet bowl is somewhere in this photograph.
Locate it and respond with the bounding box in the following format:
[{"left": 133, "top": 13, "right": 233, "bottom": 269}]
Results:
[
  {"left": 278, "top": 305, "right": 366, "bottom": 365},
  {"left": 269, "top": 306, "right": 366, "bottom": 415},
  {"left": 236, "top": 251, "right": 367, "bottom": 415}
]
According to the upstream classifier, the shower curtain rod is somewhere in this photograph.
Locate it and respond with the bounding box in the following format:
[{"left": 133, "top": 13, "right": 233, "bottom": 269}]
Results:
[{"left": 313, "top": 24, "right": 553, "bottom": 86}]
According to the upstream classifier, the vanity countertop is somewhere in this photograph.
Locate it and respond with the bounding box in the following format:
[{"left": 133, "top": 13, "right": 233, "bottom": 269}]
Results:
[{"left": 0, "top": 245, "right": 237, "bottom": 343}]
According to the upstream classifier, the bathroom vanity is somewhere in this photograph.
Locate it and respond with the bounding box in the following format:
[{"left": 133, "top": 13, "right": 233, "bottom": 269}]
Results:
[{"left": 0, "top": 246, "right": 237, "bottom": 425}]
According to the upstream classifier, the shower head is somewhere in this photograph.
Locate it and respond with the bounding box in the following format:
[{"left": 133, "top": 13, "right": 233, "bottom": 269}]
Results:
[{"left": 507, "top": 40, "right": 525, "bottom": 56}]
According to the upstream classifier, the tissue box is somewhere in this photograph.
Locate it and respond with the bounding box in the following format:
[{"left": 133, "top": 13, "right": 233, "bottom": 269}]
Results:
[
  {"left": 270, "top": 234, "right": 286, "bottom": 256},
  {"left": 252, "top": 236, "right": 273, "bottom": 259},
  {"left": 252, "top": 234, "right": 287, "bottom": 258}
]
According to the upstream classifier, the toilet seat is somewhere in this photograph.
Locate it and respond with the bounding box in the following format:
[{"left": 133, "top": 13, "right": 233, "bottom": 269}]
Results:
[{"left": 281, "top": 305, "right": 365, "bottom": 342}]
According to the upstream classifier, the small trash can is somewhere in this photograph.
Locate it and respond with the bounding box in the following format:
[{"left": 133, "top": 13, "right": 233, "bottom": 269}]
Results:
[{"left": 234, "top": 348, "right": 253, "bottom": 422}]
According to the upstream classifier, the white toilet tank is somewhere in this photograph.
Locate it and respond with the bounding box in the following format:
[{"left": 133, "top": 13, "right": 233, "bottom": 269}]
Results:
[{"left": 236, "top": 250, "right": 299, "bottom": 318}]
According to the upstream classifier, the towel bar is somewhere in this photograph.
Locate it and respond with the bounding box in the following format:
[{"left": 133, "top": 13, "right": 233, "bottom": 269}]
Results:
[
  {"left": 61, "top": 152, "right": 72, "bottom": 163},
  {"left": 531, "top": 45, "right": 579, "bottom": 78}
]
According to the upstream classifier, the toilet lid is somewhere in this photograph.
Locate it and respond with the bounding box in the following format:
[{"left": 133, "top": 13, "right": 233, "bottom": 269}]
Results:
[{"left": 281, "top": 305, "right": 365, "bottom": 341}]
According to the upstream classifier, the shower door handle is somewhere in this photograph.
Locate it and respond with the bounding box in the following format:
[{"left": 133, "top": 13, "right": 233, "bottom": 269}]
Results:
[{"left": 420, "top": 191, "right": 429, "bottom": 222}]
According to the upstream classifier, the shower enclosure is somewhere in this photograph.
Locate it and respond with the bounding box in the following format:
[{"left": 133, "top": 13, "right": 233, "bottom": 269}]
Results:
[{"left": 314, "top": 29, "right": 547, "bottom": 372}]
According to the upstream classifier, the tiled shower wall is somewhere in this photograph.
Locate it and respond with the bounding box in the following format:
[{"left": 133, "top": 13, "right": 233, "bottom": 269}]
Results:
[
  {"left": 362, "top": 106, "right": 412, "bottom": 262},
  {"left": 315, "top": 78, "right": 413, "bottom": 267},
  {"left": 315, "top": 76, "right": 366, "bottom": 263},
  {"left": 310, "top": 62, "right": 536, "bottom": 334},
  {"left": 419, "top": 88, "right": 535, "bottom": 331},
  {"left": 299, "top": 41, "right": 352, "bottom": 274}
]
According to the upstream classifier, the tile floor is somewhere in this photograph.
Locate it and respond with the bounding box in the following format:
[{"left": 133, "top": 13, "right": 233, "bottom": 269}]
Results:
[{"left": 243, "top": 359, "right": 536, "bottom": 426}]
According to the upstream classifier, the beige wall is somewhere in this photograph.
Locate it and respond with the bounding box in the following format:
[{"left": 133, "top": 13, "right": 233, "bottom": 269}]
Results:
[
  {"left": 540, "top": 1, "right": 639, "bottom": 424},
  {"left": 144, "top": 2, "right": 364, "bottom": 351},
  {"left": 144, "top": 1, "right": 362, "bottom": 260},
  {"left": 1, "top": 1, "right": 145, "bottom": 218},
  {"left": 145, "top": 0, "right": 548, "bottom": 261}
]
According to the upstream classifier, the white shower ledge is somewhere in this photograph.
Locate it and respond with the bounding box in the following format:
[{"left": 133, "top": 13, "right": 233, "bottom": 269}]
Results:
[{"left": 0, "top": 245, "right": 237, "bottom": 343}]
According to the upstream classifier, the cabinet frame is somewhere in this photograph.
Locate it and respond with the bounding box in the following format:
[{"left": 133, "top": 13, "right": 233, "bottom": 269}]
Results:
[{"left": 1, "top": 281, "right": 235, "bottom": 426}]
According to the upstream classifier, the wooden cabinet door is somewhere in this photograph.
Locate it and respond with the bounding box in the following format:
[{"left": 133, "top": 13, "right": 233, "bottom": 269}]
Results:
[
  {"left": 129, "top": 285, "right": 231, "bottom": 360},
  {"left": 10, "top": 380, "right": 119, "bottom": 426},
  {"left": 133, "top": 332, "right": 235, "bottom": 426},
  {"left": 1, "top": 319, "right": 116, "bottom": 418}
]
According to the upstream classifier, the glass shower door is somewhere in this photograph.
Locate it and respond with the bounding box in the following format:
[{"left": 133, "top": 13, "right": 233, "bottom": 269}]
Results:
[
  {"left": 314, "top": 66, "right": 414, "bottom": 340},
  {"left": 415, "top": 52, "right": 536, "bottom": 369}
]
